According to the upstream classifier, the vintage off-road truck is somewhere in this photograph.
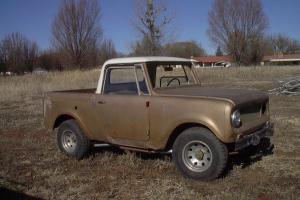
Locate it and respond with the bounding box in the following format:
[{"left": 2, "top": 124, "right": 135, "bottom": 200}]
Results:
[{"left": 44, "top": 57, "right": 273, "bottom": 180}]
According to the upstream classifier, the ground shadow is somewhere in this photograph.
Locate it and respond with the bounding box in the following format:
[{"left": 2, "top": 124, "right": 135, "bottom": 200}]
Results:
[
  {"left": 0, "top": 187, "right": 43, "bottom": 200},
  {"left": 224, "top": 138, "right": 274, "bottom": 176},
  {"left": 87, "top": 138, "right": 274, "bottom": 176},
  {"left": 88, "top": 143, "right": 124, "bottom": 157},
  {"left": 87, "top": 143, "right": 172, "bottom": 161}
]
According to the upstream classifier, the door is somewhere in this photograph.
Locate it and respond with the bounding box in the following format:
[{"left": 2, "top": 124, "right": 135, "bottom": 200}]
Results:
[{"left": 96, "top": 65, "right": 150, "bottom": 142}]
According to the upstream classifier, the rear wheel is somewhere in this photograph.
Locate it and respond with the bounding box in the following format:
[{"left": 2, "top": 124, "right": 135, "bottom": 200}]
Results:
[
  {"left": 57, "top": 119, "right": 90, "bottom": 159},
  {"left": 172, "top": 127, "right": 228, "bottom": 180}
]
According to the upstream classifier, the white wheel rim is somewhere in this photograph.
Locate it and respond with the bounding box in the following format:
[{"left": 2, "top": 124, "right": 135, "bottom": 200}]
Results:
[
  {"left": 62, "top": 130, "right": 78, "bottom": 153},
  {"left": 182, "top": 140, "right": 213, "bottom": 172}
]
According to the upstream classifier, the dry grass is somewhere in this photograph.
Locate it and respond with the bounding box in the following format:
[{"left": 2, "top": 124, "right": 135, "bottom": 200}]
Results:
[
  {"left": 0, "top": 65, "right": 300, "bottom": 199},
  {"left": 0, "top": 69, "right": 99, "bottom": 102},
  {"left": 1, "top": 65, "right": 299, "bottom": 102}
]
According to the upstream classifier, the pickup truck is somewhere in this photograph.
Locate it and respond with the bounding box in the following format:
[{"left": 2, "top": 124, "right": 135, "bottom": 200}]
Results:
[{"left": 44, "top": 57, "right": 273, "bottom": 180}]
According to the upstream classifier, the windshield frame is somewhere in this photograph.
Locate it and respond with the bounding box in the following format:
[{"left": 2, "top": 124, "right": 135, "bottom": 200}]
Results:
[{"left": 145, "top": 61, "right": 199, "bottom": 89}]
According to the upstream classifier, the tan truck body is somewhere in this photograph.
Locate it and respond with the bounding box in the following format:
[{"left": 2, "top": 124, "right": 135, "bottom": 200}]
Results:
[{"left": 44, "top": 57, "right": 270, "bottom": 152}]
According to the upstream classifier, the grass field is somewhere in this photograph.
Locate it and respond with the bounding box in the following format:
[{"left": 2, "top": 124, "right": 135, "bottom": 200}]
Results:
[{"left": 0, "top": 66, "right": 300, "bottom": 199}]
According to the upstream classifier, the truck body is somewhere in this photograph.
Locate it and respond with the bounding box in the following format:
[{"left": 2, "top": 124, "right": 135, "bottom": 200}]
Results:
[{"left": 44, "top": 57, "right": 273, "bottom": 180}]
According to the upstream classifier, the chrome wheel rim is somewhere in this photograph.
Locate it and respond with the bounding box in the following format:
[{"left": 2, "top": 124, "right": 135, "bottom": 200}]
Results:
[
  {"left": 62, "top": 130, "right": 77, "bottom": 153},
  {"left": 182, "top": 140, "right": 213, "bottom": 172}
]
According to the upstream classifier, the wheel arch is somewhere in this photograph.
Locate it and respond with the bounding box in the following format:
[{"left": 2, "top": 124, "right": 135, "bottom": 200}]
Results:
[
  {"left": 164, "top": 122, "right": 214, "bottom": 151},
  {"left": 53, "top": 114, "right": 75, "bottom": 130},
  {"left": 52, "top": 113, "right": 92, "bottom": 138}
]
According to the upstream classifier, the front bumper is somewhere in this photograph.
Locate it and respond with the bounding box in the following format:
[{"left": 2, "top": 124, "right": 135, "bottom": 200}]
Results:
[{"left": 235, "top": 122, "right": 274, "bottom": 151}]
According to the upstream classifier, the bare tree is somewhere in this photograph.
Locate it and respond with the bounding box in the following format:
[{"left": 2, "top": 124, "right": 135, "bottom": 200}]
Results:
[
  {"left": 52, "top": 0, "right": 102, "bottom": 68},
  {"left": 163, "top": 41, "right": 206, "bottom": 58},
  {"left": 38, "top": 49, "right": 63, "bottom": 71},
  {"left": 99, "top": 39, "right": 117, "bottom": 64},
  {"left": 270, "top": 34, "right": 300, "bottom": 54},
  {"left": 208, "top": 0, "right": 268, "bottom": 64},
  {"left": 0, "top": 32, "right": 39, "bottom": 73},
  {"left": 132, "top": 0, "right": 173, "bottom": 56},
  {"left": 0, "top": 41, "right": 6, "bottom": 73}
]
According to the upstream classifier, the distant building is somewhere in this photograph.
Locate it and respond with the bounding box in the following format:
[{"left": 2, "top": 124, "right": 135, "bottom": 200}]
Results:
[
  {"left": 192, "top": 55, "right": 234, "bottom": 67},
  {"left": 193, "top": 54, "right": 300, "bottom": 67},
  {"left": 262, "top": 54, "right": 300, "bottom": 65},
  {"left": 32, "top": 67, "right": 48, "bottom": 75}
]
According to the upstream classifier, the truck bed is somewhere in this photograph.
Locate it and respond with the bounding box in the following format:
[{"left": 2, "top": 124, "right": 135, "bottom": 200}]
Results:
[
  {"left": 44, "top": 88, "right": 98, "bottom": 136},
  {"left": 52, "top": 88, "right": 96, "bottom": 94}
]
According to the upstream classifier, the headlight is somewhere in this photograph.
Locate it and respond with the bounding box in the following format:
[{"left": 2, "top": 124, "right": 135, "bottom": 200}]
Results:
[{"left": 231, "top": 110, "right": 241, "bottom": 128}]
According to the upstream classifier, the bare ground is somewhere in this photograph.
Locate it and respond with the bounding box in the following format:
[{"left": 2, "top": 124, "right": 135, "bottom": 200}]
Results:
[{"left": 0, "top": 69, "right": 299, "bottom": 200}]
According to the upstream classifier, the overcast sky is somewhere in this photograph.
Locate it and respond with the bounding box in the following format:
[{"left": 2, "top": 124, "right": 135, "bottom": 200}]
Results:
[{"left": 0, "top": 0, "right": 299, "bottom": 54}]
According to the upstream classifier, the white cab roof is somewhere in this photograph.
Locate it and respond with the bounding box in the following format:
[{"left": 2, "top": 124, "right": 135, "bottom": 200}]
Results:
[
  {"left": 103, "top": 56, "right": 191, "bottom": 66},
  {"left": 96, "top": 56, "right": 192, "bottom": 94}
]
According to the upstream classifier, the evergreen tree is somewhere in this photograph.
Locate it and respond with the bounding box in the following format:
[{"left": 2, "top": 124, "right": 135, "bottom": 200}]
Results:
[{"left": 215, "top": 46, "right": 223, "bottom": 56}]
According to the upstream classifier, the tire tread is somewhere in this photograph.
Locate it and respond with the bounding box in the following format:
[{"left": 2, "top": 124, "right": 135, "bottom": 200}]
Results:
[
  {"left": 57, "top": 119, "right": 90, "bottom": 159},
  {"left": 172, "top": 127, "right": 228, "bottom": 180}
]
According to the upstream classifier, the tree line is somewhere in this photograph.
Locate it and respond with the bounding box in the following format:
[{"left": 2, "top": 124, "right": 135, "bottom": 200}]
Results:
[
  {"left": 208, "top": 0, "right": 300, "bottom": 65},
  {"left": 1, "top": 0, "right": 300, "bottom": 74}
]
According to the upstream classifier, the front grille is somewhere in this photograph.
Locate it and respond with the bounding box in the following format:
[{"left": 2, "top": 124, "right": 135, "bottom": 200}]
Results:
[{"left": 240, "top": 101, "right": 268, "bottom": 122}]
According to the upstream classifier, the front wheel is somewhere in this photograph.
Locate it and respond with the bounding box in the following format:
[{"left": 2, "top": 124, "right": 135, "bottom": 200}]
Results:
[
  {"left": 57, "top": 119, "right": 90, "bottom": 159},
  {"left": 172, "top": 127, "right": 228, "bottom": 181}
]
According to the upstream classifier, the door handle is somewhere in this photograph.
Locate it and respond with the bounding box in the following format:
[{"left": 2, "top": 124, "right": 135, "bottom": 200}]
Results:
[{"left": 97, "top": 100, "right": 106, "bottom": 104}]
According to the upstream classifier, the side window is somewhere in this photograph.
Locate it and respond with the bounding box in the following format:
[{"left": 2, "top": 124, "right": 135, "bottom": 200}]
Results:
[
  {"left": 135, "top": 66, "right": 149, "bottom": 95},
  {"left": 103, "top": 67, "right": 138, "bottom": 95}
]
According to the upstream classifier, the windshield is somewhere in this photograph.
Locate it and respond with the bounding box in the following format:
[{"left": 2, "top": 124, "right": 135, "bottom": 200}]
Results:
[{"left": 147, "top": 62, "right": 197, "bottom": 88}]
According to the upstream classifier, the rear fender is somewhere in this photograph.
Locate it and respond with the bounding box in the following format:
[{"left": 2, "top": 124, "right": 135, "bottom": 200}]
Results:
[{"left": 52, "top": 112, "right": 92, "bottom": 139}]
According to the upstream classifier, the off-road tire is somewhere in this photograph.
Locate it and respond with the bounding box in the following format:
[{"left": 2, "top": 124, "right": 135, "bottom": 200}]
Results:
[
  {"left": 172, "top": 127, "right": 228, "bottom": 181},
  {"left": 57, "top": 119, "right": 90, "bottom": 159}
]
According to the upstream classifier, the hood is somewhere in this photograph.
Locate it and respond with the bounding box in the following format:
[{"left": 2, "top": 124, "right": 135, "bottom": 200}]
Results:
[{"left": 154, "top": 85, "right": 268, "bottom": 105}]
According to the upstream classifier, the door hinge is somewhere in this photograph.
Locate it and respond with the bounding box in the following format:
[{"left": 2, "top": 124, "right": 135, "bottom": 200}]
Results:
[
  {"left": 147, "top": 129, "right": 150, "bottom": 139},
  {"left": 146, "top": 101, "right": 150, "bottom": 108}
]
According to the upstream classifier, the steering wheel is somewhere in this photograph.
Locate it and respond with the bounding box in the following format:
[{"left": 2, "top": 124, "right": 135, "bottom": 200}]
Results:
[{"left": 167, "top": 77, "right": 181, "bottom": 87}]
